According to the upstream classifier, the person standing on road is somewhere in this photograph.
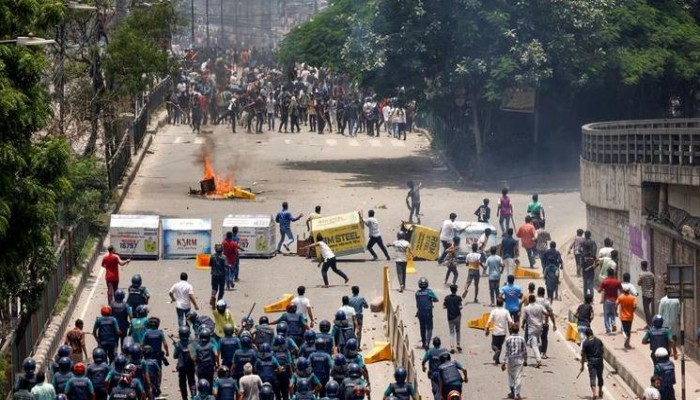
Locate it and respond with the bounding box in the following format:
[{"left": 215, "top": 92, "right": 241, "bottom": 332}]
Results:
[
  {"left": 223, "top": 231, "right": 240, "bottom": 290},
  {"left": 500, "top": 275, "right": 523, "bottom": 324},
  {"left": 110, "top": 289, "right": 131, "bottom": 350},
  {"left": 580, "top": 328, "right": 605, "bottom": 400},
  {"left": 474, "top": 198, "right": 491, "bottom": 223},
  {"left": 437, "top": 353, "right": 467, "bottom": 400},
  {"left": 443, "top": 285, "right": 463, "bottom": 354},
  {"left": 276, "top": 202, "right": 303, "bottom": 254},
  {"left": 406, "top": 180, "right": 422, "bottom": 224},
  {"left": 348, "top": 286, "right": 368, "bottom": 345},
  {"left": 421, "top": 337, "right": 448, "bottom": 400},
  {"left": 415, "top": 277, "right": 439, "bottom": 350},
  {"left": 568, "top": 229, "right": 585, "bottom": 276},
  {"left": 291, "top": 286, "right": 316, "bottom": 329},
  {"left": 581, "top": 231, "right": 598, "bottom": 296},
  {"left": 170, "top": 272, "right": 200, "bottom": 327},
  {"left": 462, "top": 243, "right": 484, "bottom": 303},
  {"left": 540, "top": 242, "right": 563, "bottom": 302},
  {"left": 516, "top": 216, "right": 537, "bottom": 269},
  {"left": 362, "top": 210, "right": 391, "bottom": 261},
  {"left": 658, "top": 289, "right": 681, "bottom": 345},
  {"left": 521, "top": 295, "right": 548, "bottom": 368},
  {"left": 305, "top": 206, "right": 322, "bottom": 232},
  {"left": 535, "top": 287, "right": 556, "bottom": 359},
  {"left": 574, "top": 293, "right": 594, "bottom": 348},
  {"left": 65, "top": 319, "right": 89, "bottom": 363},
  {"left": 653, "top": 348, "right": 676, "bottom": 400},
  {"left": 239, "top": 363, "right": 263, "bottom": 400},
  {"left": 443, "top": 237, "right": 460, "bottom": 287},
  {"left": 638, "top": 261, "right": 656, "bottom": 328},
  {"left": 643, "top": 376, "right": 662, "bottom": 400},
  {"left": 438, "top": 213, "right": 460, "bottom": 265},
  {"left": 486, "top": 298, "right": 513, "bottom": 365},
  {"left": 209, "top": 244, "right": 228, "bottom": 308},
  {"left": 497, "top": 188, "right": 514, "bottom": 235},
  {"left": 30, "top": 372, "right": 55, "bottom": 400},
  {"left": 642, "top": 315, "right": 678, "bottom": 366},
  {"left": 599, "top": 268, "right": 622, "bottom": 334},
  {"left": 500, "top": 228, "right": 519, "bottom": 278},
  {"left": 388, "top": 232, "right": 412, "bottom": 292},
  {"left": 102, "top": 245, "right": 130, "bottom": 304},
  {"left": 302, "top": 235, "right": 349, "bottom": 288},
  {"left": 502, "top": 324, "right": 526, "bottom": 400},
  {"left": 93, "top": 306, "right": 121, "bottom": 364},
  {"left": 485, "top": 246, "right": 504, "bottom": 306}
]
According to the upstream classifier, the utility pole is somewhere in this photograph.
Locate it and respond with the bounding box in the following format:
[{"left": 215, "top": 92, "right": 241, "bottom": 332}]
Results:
[
  {"left": 206, "top": 0, "right": 210, "bottom": 48},
  {"left": 190, "top": 0, "right": 195, "bottom": 45},
  {"left": 220, "top": 0, "right": 224, "bottom": 46}
]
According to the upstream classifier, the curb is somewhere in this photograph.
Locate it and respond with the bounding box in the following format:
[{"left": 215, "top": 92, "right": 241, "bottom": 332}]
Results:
[
  {"left": 30, "top": 109, "right": 168, "bottom": 374},
  {"left": 560, "top": 244, "right": 646, "bottom": 397}
]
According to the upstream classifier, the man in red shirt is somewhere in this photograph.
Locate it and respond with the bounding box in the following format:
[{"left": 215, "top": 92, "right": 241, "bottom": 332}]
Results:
[
  {"left": 101, "top": 245, "right": 130, "bottom": 304},
  {"left": 222, "top": 231, "right": 239, "bottom": 290},
  {"left": 516, "top": 216, "right": 537, "bottom": 269},
  {"left": 598, "top": 268, "right": 622, "bottom": 334}
]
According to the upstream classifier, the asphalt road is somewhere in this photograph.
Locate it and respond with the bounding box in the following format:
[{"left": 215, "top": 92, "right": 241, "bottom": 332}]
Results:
[{"left": 69, "top": 120, "right": 636, "bottom": 400}]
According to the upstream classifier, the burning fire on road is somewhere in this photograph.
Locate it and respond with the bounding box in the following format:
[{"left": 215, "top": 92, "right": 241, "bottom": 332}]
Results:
[{"left": 190, "top": 147, "right": 256, "bottom": 200}]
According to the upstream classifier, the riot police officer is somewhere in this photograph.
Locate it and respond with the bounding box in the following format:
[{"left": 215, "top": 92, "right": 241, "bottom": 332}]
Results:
[
  {"left": 340, "top": 363, "right": 369, "bottom": 400},
  {"left": 300, "top": 330, "right": 317, "bottom": 359},
  {"left": 275, "top": 321, "right": 300, "bottom": 355},
  {"left": 173, "top": 326, "right": 196, "bottom": 400},
  {"left": 110, "top": 289, "right": 132, "bottom": 350},
  {"left": 143, "top": 317, "right": 169, "bottom": 368},
  {"left": 108, "top": 375, "right": 136, "bottom": 400},
  {"left": 233, "top": 335, "right": 257, "bottom": 383},
  {"left": 142, "top": 345, "right": 162, "bottom": 399},
  {"left": 255, "top": 343, "right": 282, "bottom": 388},
  {"left": 106, "top": 355, "right": 128, "bottom": 391},
  {"left": 129, "top": 305, "right": 149, "bottom": 344},
  {"left": 219, "top": 324, "right": 241, "bottom": 370},
  {"left": 309, "top": 343, "right": 333, "bottom": 396},
  {"left": 52, "top": 357, "right": 75, "bottom": 394},
  {"left": 293, "top": 378, "right": 317, "bottom": 400},
  {"left": 213, "top": 366, "right": 239, "bottom": 400},
  {"left": 383, "top": 367, "right": 415, "bottom": 400},
  {"left": 51, "top": 345, "right": 73, "bottom": 376},
  {"left": 87, "top": 348, "right": 111, "bottom": 400},
  {"left": 415, "top": 277, "right": 438, "bottom": 350},
  {"left": 260, "top": 383, "right": 275, "bottom": 400},
  {"left": 274, "top": 304, "right": 308, "bottom": 347},
  {"left": 421, "top": 337, "right": 447, "bottom": 400},
  {"left": 255, "top": 316, "right": 276, "bottom": 349},
  {"left": 128, "top": 344, "right": 152, "bottom": 398},
  {"left": 291, "top": 357, "right": 322, "bottom": 395},
  {"left": 64, "top": 363, "right": 96, "bottom": 400},
  {"left": 324, "top": 381, "right": 341, "bottom": 400},
  {"left": 342, "top": 339, "right": 369, "bottom": 385},
  {"left": 93, "top": 306, "right": 121, "bottom": 363},
  {"left": 127, "top": 274, "right": 150, "bottom": 310},
  {"left": 192, "top": 327, "right": 218, "bottom": 386},
  {"left": 642, "top": 315, "right": 678, "bottom": 366},
  {"left": 331, "top": 311, "right": 356, "bottom": 354},
  {"left": 14, "top": 357, "right": 38, "bottom": 392},
  {"left": 193, "top": 379, "right": 216, "bottom": 400},
  {"left": 186, "top": 311, "right": 216, "bottom": 339},
  {"left": 330, "top": 354, "right": 347, "bottom": 385},
  {"left": 273, "top": 335, "right": 294, "bottom": 400},
  {"left": 436, "top": 353, "right": 467, "bottom": 400},
  {"left": 317, "top": 321, "right": 334, "bottom": 354}
]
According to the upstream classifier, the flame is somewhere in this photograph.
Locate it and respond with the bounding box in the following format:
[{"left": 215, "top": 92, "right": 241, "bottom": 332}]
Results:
[{"left": 203, "top": 154, "right": 234, "bottom": 194}]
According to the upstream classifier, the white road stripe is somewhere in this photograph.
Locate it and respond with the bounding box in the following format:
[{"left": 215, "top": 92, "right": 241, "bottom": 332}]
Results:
[
  {"left": 284, "top": 139, "right": 292, "bottom": 145},
  {"left": 390, "top": 140, "right": 406, "bottom": 147},
  {"left": 80, "top": 266, "right": 104, "bottom": 320},
  {"left": 325, "top": 139, "right": 337, "bottom": 146},
  {"left": 369, "top": 139, "right": 382, "bottom": 147},
  {"left": 348, "top": 139, "right": 360, "bottom": 147},
  {"left": 173, "top": 136, "right": 183, "bottom": 144},
  {"left": 194, "top": 137, "right": 205, "bottom": 144}
]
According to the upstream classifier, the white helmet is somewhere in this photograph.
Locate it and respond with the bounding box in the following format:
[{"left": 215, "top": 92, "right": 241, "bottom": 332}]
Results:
[{"left": 654, "top": 347, "right": 669, "bottom": 358}]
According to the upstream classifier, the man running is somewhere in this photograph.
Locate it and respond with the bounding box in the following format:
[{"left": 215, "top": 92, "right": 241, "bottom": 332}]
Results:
[
  {"left": 275, "top": 202, "right": 303, "bottom": 254},
  {"left": 580, "top": 328, "right": 605, "bottom": 400},
  {"left": 406, "top": 180, "right": 422, "bottom": 224},
  {"left": 363, "top": 210, "right": 391, "bottom": 261},
  {"left": 302, "top": 234, "right": 349, "bottom": 288},
  {"left": 486, "top": 299, "right": 513, "bottom": 365}
]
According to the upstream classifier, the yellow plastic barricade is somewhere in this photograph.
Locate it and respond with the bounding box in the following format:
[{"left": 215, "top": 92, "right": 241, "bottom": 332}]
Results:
[
  {"left": 264, "top": 294, "right": 294, "bottom": 313},
  {"left": 364, "top": 341, "right": 392, "bottom": 364}
]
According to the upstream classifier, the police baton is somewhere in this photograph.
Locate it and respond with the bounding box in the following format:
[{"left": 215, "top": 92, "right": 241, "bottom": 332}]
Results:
[{"left": 246, "top": 302, "right": 257, "bottom": 321}]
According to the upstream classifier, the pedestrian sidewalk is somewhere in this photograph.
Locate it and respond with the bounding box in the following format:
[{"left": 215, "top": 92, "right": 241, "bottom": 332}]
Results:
[{"left": 561, "top": 248, "right": 700, "bottom": 399}]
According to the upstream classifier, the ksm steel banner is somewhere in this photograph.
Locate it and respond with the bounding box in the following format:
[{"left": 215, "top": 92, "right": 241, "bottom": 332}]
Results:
[
  {"left": 311, "top": 212, "right": 365, "bottom": 257},
  {"left": 409, "top": 225, "right": 440, "bottom": 261}
]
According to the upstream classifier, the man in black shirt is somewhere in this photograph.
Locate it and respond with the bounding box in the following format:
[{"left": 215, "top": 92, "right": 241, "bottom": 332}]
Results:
[
  {"left": 574, "top": 294, "right": 595, "bottom": 346},
  {"left": 580, "top": 328, "right": 605, "bottom": 399},
  {"left": 443, "top": 285, "right": 463, "bottom": 353},
  {"left": 580, "top": 231, "right": 598, "bottom": 296}
]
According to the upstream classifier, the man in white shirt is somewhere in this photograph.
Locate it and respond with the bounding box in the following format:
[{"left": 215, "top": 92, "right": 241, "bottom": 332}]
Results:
[
  {"left": 239, "top": 363, "right": 263, "bottom": 400},
  {"left": 169, "top": 272, "right": 199, "bottom": 327},
  {"left": 363, "top": 210, "right": 391, "bottom": 261},
  {"left": 642, "top": 376, "right": 661, "bottom": 400},
  {"left": 291, "top": 285, "right": 315, "bottom": 328},
  {"left": 485, "top": 298, "right": 513, "bottom": 364},
  {"left": 338, "top": 295, "right": 358, "bottom": 331},
  {"left": 438, "top": 213, "right": 459, "bottom": 264}
]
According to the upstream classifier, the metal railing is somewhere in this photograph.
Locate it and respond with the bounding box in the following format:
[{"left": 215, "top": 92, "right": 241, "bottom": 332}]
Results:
[
  {"left": 382, "top": 265, "right": 420, "bottom": 399},
  {"left": 582, "top": 118, "right": 700, "bottom": 165},
  {"left": 9, "top": 221, "right": 93, "bottom": 384},
  {"left": 107, "top": 131, "right": 132, "bottom": 190}
]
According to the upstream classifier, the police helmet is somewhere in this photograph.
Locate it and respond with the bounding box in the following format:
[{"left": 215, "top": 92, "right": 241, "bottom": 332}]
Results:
[
  {"left": 418, "top": 277, "right": 429, "bottom": 289},
  {"left": 218, "top": 366, "right": 230, "bottom": 377},
  {"left": 124, "top": 364, "right": 137, "bottom": 376},
  {"left": 244, "top": 317, "right": 254, "bottom": 327},
  {"left": 345, "top": 338, "right": 358, "bottom": 352},
  {"left": 186, "top": 311, "right": 198, "bottom": 322},
  {"left": 652, "top": 314, "right": 664, "bottom": 328},
  {"left": 223, "top": 324, "right": 235, "bottom": 337},
  {"left": 92, "top": 347, "right": 107, "bottom": 363},
  {"left": 276, "top": 321, "right": 288, "bottom": 335},
  {"left": 319, "top": 320, "right": 331, "bottom": 333},
  {"left": 73, "top": 362, "right": 86, "bottom": 375},
  {"left": 114, "top": 289, "right": 126, "bottom": 302},
  {"left": 100, "top": 305, "right": 112, "bottom": 316},
  {"left": 439, "top": 352, "right": 451, "bottom": 362},
  {"left": 296, "top": 357, "right": 310, "bottom": 371},
  {"left": 58, "top": 357, "right": 72, "bottom": 372},
  {"left": 135, "top": 305, "right": 148, "bottom": 318},
  {"left": 655, "top": 347, "right": 669, "bottom": 358},
  {"left": 314, "top": 338, "right": 327, "bottom": 351},
  {"left": 334, "top": 310, "right": 347, "bottom": 321},
  {"left": 131, "top": 274, "right": 142, "bottom": 287},
  {"left": 394, "top": 367, "right": 407, "bottom": 383},
  {"left": 325, "top": 381, "right": 340, "bottom": 397},
  {"left": 240, "top": 334, "right": 252, "bottom": 348},
  {"left": 304, "top": 330, "right": 316, "bottom": 343},
  {"left": 179, "top": 325, "right": 191, "bottom": 340},
  {"left": 259, "top": 343, "right": 272, "bottom": 356},
  {"left": 259, "top": 316, "right": 269, "bottom": 325},
  {"left": 333, "top": 354, "right": 347, "bottom": 366},
  {"left": 23, "top": 357, "right": 36, "bottom": 373},
  {"left": 273, "top": 335, "right": 287, "bottom": 347},
  {"left": 130, "top": 344, "right": 143, "bottom": 360},
  {"left": 122, "top": 336, "right": 135, "bottom": 356},
  {"left": 432, "top": 337, "right": 441, "bottom": 348},
  {"left": 197, "top": 379, "right": 211, "bottom": 394},
  {"left": 199, "top": 328, "right": 212, "bottom": 342},
  {"left": 216, "top": 299, "right": 227, "bottom": 313},
  {"left": 296, "top": 378, "right": 311, "bottom": 393},
  {"left": 347, "top": 362, "right": 362, "bottom": 378},
  {"left": 260, "top": 383, "right": 275, "bottom": 400},
  {"left": 57, "top": 344, "right": 72, "bottom": 358},
  {"left": 148, "top": 316, "right": 160, "bottom": 329},
  {"left": 114, "top": 355, "right": 127, "bottom": 371}
]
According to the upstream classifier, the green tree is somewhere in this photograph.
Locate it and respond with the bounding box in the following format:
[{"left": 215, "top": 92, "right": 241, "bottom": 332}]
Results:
[{"left": 0, "top": 0, "right": 74, "bottom": 308}]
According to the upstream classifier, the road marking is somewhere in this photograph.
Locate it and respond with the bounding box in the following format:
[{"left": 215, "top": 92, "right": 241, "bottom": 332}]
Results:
[
  {"left": 284, "top": 139, "right": 291, "bottom": 145},
  {"left": 194, "top": 137, "right": 205, "bottom": 144},
  {"left": 390, "top": 140, "right": 406, "bottom": 147},
  {"left": 348, "top": 139, "right": 360, "bottom": 147},
  {"left": 80, "top": 265, "right": 104, "bottom": 320},
  {"left": 369, "top": 139, "right": 382, "bottom": 147},
  {"left": 173, "top": 136, "right": 183, "bottom": 144},
  {"left": 325, "top": 139, "right": 337, "bottom": 146}
]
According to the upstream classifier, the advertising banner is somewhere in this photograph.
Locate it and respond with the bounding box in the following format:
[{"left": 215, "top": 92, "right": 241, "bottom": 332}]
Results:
[
  {"left": 222, "top": 214, "right": 277, "bottom": 258},
  {"left": 409, "top": 225, "right": 440, "bottom": 261},
  {"left": 109, "top": 214, "right": 160, "bottom": 260},
  {"left": 311, "top": 212, "right": 365, "bottom": 257},
  {"left": 162, "top": 218, "right": 212, "bottom": 259}
]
